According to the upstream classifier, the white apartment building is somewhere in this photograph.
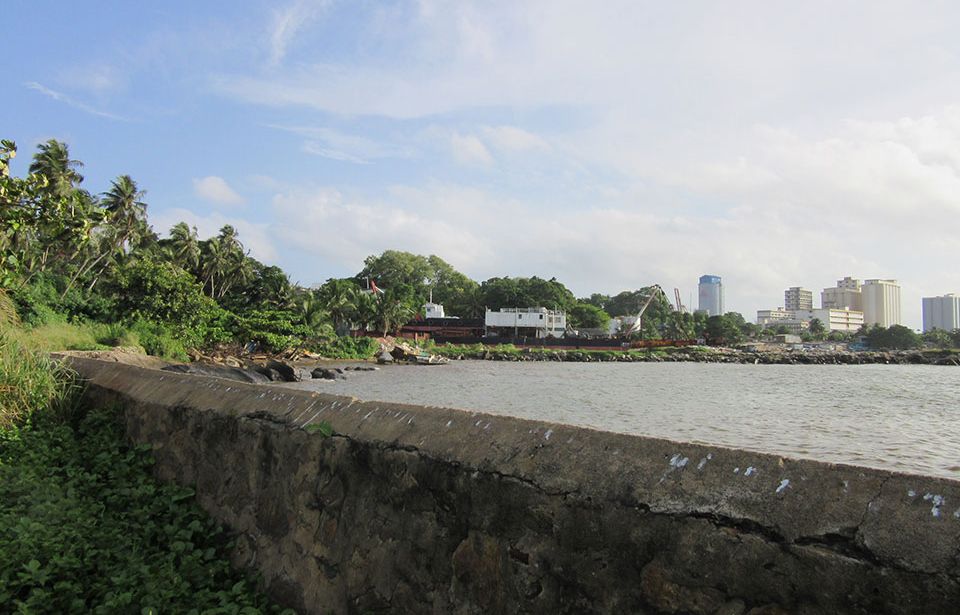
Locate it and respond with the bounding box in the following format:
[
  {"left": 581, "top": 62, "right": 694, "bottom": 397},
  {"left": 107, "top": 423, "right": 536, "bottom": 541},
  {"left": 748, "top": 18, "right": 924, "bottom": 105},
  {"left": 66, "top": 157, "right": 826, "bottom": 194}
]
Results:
[
  {"left": 812, "top": 308, "right": 864, "bottom": 332},
  {"left": 922, "top": 294, "right": 960, "bottom": 332},
  {"left": 485, "top": 307, "right": 566, "bottom": 338},
  {"left": 862, "top": 279, "right": 902, "bottom": 327},
  {"left": 822, "top": 276, "right": 863, "bottom": 311},
  {"left": 784, "top": 287, "right": 813, "bottom": 311}
]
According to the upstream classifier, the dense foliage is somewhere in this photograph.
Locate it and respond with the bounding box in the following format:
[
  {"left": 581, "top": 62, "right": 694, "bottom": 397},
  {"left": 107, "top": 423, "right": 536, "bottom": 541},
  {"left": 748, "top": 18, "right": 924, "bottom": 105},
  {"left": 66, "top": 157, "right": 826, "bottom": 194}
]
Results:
[
  {"left": 0, "top": 408, "right": 293, "bottom": 614},
  {"left": 0, "top": 322, "right": 293, "bottom": 613}
]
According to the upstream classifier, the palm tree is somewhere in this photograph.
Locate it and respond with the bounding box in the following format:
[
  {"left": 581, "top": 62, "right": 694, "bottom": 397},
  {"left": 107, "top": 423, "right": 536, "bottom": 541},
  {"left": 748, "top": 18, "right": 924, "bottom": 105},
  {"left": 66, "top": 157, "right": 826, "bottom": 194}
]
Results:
[
  {"left": 169, "top": 222, "right": 200, "bottom": 272},
  {"left": 299, "top": 294, "right": 331, "bottom": 337},
  {"left": 102, "top": 175, "right": 147, "bottom": 256},
  {"left": 201, "top": 237, "right": 228, "bottom": 298},
  {"left": 318, "top": 278, "right": 360, "bottom": 333},
  {"left": 29, "top": 139, "right": 84, "bottom": 197}
]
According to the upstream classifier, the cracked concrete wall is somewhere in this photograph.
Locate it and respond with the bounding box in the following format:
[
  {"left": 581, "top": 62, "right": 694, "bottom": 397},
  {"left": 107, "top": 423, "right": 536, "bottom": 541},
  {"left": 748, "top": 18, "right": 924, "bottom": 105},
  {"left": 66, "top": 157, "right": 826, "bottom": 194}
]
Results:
[{"left": 69, "top": 358, "right": 960, "bottom": 615}]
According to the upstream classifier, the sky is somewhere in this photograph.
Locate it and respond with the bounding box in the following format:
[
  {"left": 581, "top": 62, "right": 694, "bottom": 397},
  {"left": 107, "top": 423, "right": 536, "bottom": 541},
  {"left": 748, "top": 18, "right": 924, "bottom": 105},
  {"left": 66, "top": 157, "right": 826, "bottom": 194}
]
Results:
[{"left": 5, "top": 1, "right": 960, "bottom": 329}]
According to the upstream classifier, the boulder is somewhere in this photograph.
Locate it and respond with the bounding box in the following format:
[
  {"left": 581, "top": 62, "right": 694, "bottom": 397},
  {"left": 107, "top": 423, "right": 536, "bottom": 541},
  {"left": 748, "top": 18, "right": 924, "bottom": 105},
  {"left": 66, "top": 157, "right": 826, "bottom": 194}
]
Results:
[
  {"left": 311, "top": 367, "right": 344, "bottom": 380},
  {"left": 251, "top": 360, "right": 300, "bottom": 382}
]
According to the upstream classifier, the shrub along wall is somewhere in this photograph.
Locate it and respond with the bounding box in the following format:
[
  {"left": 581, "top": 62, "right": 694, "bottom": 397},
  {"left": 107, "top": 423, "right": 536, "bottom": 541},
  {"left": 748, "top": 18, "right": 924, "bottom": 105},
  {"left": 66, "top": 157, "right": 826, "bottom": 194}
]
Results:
[{"left": 71, "top": 357, "right": 960, "bottom": 615}]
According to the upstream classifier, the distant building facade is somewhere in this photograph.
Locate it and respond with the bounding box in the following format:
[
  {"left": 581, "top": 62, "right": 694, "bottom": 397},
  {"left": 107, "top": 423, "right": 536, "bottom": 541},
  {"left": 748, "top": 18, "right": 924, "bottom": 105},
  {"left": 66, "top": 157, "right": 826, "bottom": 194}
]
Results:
[
  {"left": 784, "top": 287, "right": 813, "bottom": 311},
  {"left": 485, "top": 307, "right": 566, "bottom": 338},
  {"left": 922, "top": 294, "right": 960, "bottom": 332},
  {"left": 812, "top": 308, "right": 864, "bottom": 332},
  {"left": 698, "top": 275, "right": 724, "bottom": 316},
  {"left": 757, "top": 308, "right": 791, "bottom": 327},
  {"left": 821, "top": 276, "right": 863, "bottom": 311},
  {"left": 862, "top": 279, "right": 902, "bottom": 327}
]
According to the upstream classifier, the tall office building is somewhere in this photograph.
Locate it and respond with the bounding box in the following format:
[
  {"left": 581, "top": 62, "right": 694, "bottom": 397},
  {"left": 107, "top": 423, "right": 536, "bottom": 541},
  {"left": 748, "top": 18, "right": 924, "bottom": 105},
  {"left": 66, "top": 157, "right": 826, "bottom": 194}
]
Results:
[
  {"left": 784, "top": 287, "right": 813, "bottom": 311},
  {"left": 862, "top": 279, "right": 901, "bottom": 327},
  {"left": 698, "top": 275, "right": 724, "bottom": 316},
  {"left": 821, "top": 276, "right": 862, "bottom": 311},
  {"left": 922, "top": 294, "right": 960, "bottom": 332}
]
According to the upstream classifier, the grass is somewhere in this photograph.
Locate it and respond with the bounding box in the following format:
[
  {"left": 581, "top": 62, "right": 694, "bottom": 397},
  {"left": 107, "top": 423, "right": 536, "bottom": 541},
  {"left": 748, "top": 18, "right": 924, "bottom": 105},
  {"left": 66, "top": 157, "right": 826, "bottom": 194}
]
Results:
[{"left": 0, "top": 330, "right": 77, "bottom": 429}]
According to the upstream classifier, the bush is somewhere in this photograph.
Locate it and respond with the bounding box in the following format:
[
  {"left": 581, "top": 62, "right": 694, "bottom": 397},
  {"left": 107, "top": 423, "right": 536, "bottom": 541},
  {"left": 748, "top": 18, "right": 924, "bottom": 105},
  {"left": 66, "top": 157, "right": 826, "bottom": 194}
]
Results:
[
  {"left": 231, "top": 309, "right": 312, "bottom": 354},
  {"left": 126, "top": 320, "right": 189, "bottom": 361}
]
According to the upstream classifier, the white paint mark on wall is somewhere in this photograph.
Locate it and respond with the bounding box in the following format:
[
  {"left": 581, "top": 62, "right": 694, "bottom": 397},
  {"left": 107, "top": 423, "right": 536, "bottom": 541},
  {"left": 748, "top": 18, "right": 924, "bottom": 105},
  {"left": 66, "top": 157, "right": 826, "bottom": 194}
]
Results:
[
  {"left": 776, "top": 479, "right": 790, "bottom": 494},
  {"left": 697, "top": 453, "right": 713, "bottom": 471},
  {"left": 931, "top": 494, "right": 945, "bottom": 517}
]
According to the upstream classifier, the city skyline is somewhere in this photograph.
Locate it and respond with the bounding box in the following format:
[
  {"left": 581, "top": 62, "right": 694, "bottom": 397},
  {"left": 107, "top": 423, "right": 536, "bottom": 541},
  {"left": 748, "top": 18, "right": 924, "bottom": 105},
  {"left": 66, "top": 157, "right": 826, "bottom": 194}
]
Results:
[{"left": 6, "top": 2, "right": 960, "bottom": 330}]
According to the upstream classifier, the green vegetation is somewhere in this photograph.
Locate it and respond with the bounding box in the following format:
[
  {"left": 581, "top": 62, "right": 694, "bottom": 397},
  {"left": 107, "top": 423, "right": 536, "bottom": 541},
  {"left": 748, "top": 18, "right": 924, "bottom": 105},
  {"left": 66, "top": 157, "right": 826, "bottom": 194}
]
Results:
[{"left": 1, "top": 309, "right": 292, "bottom": 613}]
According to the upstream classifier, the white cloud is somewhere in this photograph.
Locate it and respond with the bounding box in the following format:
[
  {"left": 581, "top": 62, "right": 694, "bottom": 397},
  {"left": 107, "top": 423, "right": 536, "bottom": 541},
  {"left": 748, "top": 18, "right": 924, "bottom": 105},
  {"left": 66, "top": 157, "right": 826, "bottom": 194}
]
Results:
[
  {"left": 25, "top": 82, "right": 129, "bottom": 121},
  {"left": 192, "top": 176, "right": 245, "bottom": 205},
  {"left": 269, "top": 124, "right": 414, "bottom": 163},
  {"left": 268, "top": 0, "right": 330, "bottom": 66},
  {"left": 482, "top": 126, "right": 550, "bottom": 152},
  {"left": 450, "top": 132, "right": 493, "bottom": 166}
]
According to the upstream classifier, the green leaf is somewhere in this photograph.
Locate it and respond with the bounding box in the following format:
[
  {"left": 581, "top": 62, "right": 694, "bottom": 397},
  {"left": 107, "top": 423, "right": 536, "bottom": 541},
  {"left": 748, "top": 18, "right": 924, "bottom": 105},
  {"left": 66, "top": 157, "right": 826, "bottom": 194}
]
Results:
[{"left": 303, "top": 421, "right": 333, "bottom": 437}]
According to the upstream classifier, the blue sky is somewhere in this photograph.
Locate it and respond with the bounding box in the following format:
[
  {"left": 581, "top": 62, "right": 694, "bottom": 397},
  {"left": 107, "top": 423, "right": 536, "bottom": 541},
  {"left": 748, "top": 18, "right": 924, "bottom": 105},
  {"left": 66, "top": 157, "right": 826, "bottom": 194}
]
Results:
[{"left": 6, "top": 1, "right": 960, "bottom": 327}]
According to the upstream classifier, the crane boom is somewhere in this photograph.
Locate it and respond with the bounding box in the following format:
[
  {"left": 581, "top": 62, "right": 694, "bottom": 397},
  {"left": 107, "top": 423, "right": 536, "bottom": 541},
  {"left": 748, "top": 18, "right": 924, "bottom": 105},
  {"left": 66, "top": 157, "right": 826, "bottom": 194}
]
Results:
[
  {"left": 625, "top": 285, "right": 666, "bottom": 335},
  {"left": 674, "top": 287, "right": 686, "bottom": 313}
]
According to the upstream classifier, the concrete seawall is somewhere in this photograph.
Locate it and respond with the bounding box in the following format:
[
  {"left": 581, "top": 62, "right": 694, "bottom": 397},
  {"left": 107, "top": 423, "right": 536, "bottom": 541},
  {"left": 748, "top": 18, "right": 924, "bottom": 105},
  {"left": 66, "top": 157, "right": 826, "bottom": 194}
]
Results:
[{"left": 69, "top": 357, "right": 960, "bottom": 614}]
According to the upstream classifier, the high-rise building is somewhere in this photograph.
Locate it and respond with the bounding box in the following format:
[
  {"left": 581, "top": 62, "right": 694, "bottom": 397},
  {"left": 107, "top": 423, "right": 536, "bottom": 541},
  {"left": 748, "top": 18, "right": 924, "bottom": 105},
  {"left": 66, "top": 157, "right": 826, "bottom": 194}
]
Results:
[
  {"left": 821, "top": 276, "right": 862, "bottom": 311},
  {"left": 698, "top": 275, "right": 724, "bottom": 316},
  {"left": 784, "top": 287, "right": 813, "bottom": 311},
  {"left": 862, "top": 279, "right": 901, "bottom": 327},
  {"left": 922, "top": 294, "right": 960, "bottom": 332}
]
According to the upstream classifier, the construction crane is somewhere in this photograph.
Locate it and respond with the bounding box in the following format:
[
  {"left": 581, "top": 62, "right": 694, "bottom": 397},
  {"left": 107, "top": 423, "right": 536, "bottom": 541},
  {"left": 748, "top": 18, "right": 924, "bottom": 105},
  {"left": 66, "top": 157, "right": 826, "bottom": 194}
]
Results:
[
  {"left": 674, "top": 288, "right": 687, "bottom": 313},
  {"left": 623, "top": 285, "right": 667, "bottom": 336}
]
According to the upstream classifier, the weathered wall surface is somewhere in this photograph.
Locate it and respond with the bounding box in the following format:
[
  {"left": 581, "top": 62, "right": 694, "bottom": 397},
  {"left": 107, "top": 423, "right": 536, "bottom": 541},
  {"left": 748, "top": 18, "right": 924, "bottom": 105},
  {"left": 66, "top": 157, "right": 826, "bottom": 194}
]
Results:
[{"left": 69, "top": 358, "right": 960, "bottom": 614}]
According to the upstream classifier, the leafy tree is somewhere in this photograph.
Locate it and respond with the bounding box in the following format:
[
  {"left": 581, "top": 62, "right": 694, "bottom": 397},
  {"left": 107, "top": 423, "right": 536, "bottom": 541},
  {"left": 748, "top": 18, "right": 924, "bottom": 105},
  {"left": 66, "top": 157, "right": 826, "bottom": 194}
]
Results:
[
  {"left": 921, "top": 328, "right": 953, "bottom": 349},
  {"left": 568, "top": 303, "right": 611, "bottom": 329},
  {"left": 704, "top": 314, "right": 744, "bottom": 345},
  {"left": 808, "top": 318, "right": 826, "bottom": 338},
  {"left": 110, "top": 258, "right": 229, "bottom": 349},
  {"left": 865, "top": 324, "right": 921, "bottom": 350}
]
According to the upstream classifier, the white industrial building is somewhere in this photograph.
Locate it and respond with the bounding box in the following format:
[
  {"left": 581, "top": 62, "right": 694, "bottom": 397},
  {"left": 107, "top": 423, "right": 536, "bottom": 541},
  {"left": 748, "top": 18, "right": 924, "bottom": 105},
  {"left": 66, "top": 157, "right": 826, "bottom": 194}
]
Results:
[
  {"left": 862, "top": 279, "right": 902, "bottom": 327},
  {"left": 922, "top": 294, "right": 960, "bottom": 332},
  {"left": 484, "top": 308, "right": 566, "bottom": 338}
]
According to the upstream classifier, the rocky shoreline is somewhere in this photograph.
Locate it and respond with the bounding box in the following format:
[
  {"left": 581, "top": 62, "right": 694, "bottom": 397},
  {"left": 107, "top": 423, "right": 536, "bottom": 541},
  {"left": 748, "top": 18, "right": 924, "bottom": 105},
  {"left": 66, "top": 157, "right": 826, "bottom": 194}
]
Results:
[{"left": 437, "top": 346, "right": 960, "bottom": 366}]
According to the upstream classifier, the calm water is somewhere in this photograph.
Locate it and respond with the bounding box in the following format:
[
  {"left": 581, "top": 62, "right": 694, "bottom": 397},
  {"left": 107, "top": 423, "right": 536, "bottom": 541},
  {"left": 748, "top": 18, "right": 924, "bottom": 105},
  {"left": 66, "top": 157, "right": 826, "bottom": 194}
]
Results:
[{"left": 286, "top": 361, "right": 960, "bottom": 479}]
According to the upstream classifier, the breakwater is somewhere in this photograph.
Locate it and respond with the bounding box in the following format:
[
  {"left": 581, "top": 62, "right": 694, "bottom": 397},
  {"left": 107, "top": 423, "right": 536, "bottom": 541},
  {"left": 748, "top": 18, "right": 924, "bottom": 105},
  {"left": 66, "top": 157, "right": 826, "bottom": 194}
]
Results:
[
  {"left": 437, "top": 346, "right": 960, "bottom": 365},
  {"left": 69, "top": 357, "right": 960, "bottom": 614}
]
